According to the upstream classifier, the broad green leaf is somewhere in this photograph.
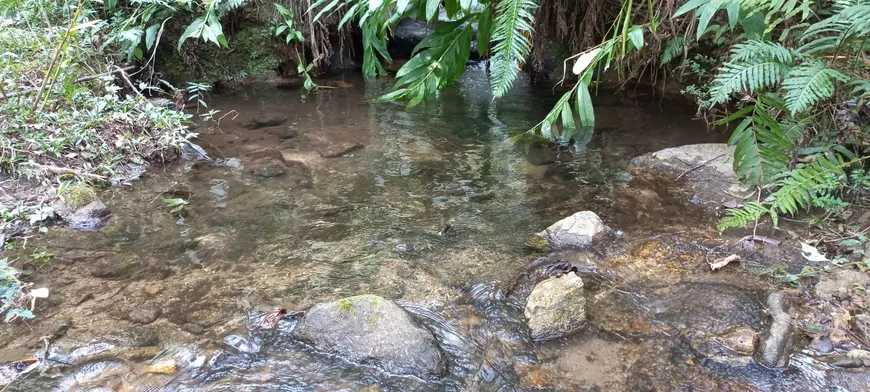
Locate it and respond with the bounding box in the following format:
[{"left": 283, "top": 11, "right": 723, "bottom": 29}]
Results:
[
  {"left": 575, "top": 83, "right": 594, "bottom": 126},
  {"left": 145, "top": 23, "right": 160, "bottom": 50},
  {"left": 627, "top": 25, "right": 644, "bottom": 49},
  {"left": 560, "top": 103, "right": 576, "bottom": 142},
  {"left": 674, "top": 0, "right": 711, "bottom": 18},
  {"left": 178, "top": 17, "right": 205, "bottom": 51},
  {"left": 476, "top": 5, "right": 493, "bottom": 56},
  {"left": 426, "top": 0, "right": 439, "bottom": 21},
  {"left": 397, "top": 0, "right": 412, "bottom": 13},
  {"left": 460, "top": 0, "right": 472, "bottom": 13},
  {"left": 369, "top": 0, "right": 384, "bottom": 12}
]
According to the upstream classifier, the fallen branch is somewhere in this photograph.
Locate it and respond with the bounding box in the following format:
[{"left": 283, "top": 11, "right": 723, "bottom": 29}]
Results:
[
  {"left": 0, "top": 66, "right": 135, "bottom": 101},
  {"left": 34, "top": 164, "right": 106, "bottom": 182}
]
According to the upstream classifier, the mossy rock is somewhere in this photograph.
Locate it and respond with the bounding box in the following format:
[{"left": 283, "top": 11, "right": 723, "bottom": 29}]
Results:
[
  {"left": 65, "top": 183, "right": 98, "bottom": 210},
  {"left": 293, "top": 294, "right": 444, "bottom": 378}
]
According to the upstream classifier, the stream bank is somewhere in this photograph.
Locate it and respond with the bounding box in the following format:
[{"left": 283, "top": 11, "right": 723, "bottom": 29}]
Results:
[{"left": 0, "top": 68, "right": 868, "bottom": 391}]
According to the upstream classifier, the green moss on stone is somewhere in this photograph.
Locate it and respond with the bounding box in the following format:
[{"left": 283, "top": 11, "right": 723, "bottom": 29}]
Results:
[{"left": 65, "top": 183, "right": 97, "bottom": 209}]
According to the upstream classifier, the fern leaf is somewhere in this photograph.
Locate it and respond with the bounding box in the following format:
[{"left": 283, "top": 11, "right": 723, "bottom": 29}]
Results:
[
  {"left": 782, "top": 62, "right": 849, "bottom": 114},
  {"left": 710, "top": 60, "right": 791, "bottom": 104},
  {"left": 730, "top": 40, "right": 794, "bottom": 64},
  {"left": 220, "top": 0, "right": 247, "bottom": 13},
  {"left": 727, "top": 101, "right": 793, "bottom": 185},
  {"left": 718, "top": 201, "right": 770, "bottom": 231},
  {"left": 660, "top": 36, "right": 686, "bottom": 65},
  {"left": 489, "top": 0, "right": 537, "bottom": 98},
  {"left": 769, "top": 154, "right": 854, "bottom": 216}
]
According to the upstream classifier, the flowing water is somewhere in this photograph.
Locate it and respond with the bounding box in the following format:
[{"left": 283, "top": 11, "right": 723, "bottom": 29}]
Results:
[{"left": 1, "top": 65, "right": 868, "bottom": 391}]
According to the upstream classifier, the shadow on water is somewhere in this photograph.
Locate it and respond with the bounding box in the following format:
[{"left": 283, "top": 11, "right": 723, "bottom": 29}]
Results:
[{"left": 2, "top": 65, "right": 868, "bottom": 390}]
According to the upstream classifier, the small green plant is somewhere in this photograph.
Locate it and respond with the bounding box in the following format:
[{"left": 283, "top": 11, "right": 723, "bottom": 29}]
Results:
[
  {"left": 0, "top": 259, "right": 35, "bottom": 323},
  {"left": 29, "top": 251, "right": 53, "bottom": 265},
  {"left": 163, "top": 197, "right": 189, "bottom": 216},
  {"left": 271, "top": 4, "right": 318, "bottom": 94},
  {"left": 272, "top": 4, "right": 304, "bottom": 45}
]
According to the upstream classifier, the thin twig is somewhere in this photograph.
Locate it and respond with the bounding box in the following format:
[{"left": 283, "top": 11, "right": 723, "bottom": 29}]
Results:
[{"left": 674, "top": 153, "right": 725, "bottom": 180}]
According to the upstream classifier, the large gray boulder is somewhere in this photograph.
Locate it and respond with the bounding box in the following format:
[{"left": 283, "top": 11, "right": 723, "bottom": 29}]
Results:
[
  {"left": 524, "top": 272, "right": 587, "bottom": 341},
  {"left": 292, "top": 295, "right": 444, "bottom": 379},
  {"left": 531, "top": 211, "right": 605, "bottom": 250}
]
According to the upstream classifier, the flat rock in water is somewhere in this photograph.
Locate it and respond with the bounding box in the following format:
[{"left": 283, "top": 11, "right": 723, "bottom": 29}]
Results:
[
  {"left": 245, "top": 115, "right": 287, "bottom": 130},
  {"left": 248, "top": 158, "right": 286, "bottom": 178},
  {"left": 629, "top": 143, "right": 746, "bottom": 206},
  {"left": 292, "top": 294, "right": 444, "bottom": 379},
  {"left": 589, "top": 282, "right": 764, "bottom": 337},
  {"left": 532, "top": 211, "right": 605, "bottom": 250},
  {"left": 128, "top": 306, "right": 161, "bottom": 325},
  {"left": 852, "top": 313, "right": 870, "bottom": 343},
  {"left": 54, "top": 200, "right": 112, "bottom": 231},
  {"left": 318, "top": 142, "right": 364, "bottom": 158},
  {"left": 524, "top": 272, "right": 586, "bottom": 341},
  {"left": 264, "top": 126, "right": 299, "bottom": 140}
]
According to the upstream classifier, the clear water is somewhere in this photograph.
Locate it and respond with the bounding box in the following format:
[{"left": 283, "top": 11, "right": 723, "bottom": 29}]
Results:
[{"left": 1, "top": 65, "right": 865, "bottom": 391}]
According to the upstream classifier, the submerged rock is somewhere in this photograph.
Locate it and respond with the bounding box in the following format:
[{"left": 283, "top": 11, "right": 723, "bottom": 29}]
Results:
[
  {"left": 689, "top": 326, "right": 758, "bottom": 367},
  {"left": 524, "top": 272, "right": 586, "bottom": 341},
  {"left": 292, "top": 294, "right": 444, "bottom": 379},
  {"left": 248, "top": 158, "right": 286, "bottom": 178},
  {"left": 127, "top": 306, "right": 161, "bottom": 325},
  {"left": 531, "top": 211, "right": 605, "bottom": 250},
  {"left": 852, "top": 313, "right": 870, "bottom": 343},
  {"left": 245, "top": 115, "right": 287, "bottom": 130},
  {"left": 754, "top": 291, "right": 793, "bottom": 368},
  {"left": 318, "top": 142, "right": 364, "bottom": 158},
  {"left": 589, "top": 282, "right": 765, "bottom": 337},
  {"left": 629, "top": 143, "right": 745, "bottom": 207},
  {"left": 54, "top": 199, "right": 112, "bottom": 231}
]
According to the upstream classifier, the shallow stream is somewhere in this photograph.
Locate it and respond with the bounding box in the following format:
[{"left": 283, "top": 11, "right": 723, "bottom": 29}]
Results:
[{"left": 2, "top": 65, "right": 868, "bottom": 391}]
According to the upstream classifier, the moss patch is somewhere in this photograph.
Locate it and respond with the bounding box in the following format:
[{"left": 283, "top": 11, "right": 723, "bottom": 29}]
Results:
[
  {"left": 65, "top": 183, "right": 98, "bottom": 209},
  {"left": 158, "top": 25, "right": 280, "bottom": 84}
]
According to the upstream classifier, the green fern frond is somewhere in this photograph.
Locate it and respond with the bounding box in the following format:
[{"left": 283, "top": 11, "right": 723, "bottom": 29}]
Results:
[
  {"left": 219, "top": 0, "right": 247, "bottom": 13},
  {"left": 660, "top": 36, "right": 686, "bottom": 64},
  {"left": 718, "top": 201, "right": 770, "bottom": 231},
  {"left": 379, "top": 20, "right": 474, "bottom": 106},
  {"left": 710, "top": 60, "right": 791, "bottom": 104},
  {"left": 782, "top": 61, "right": 849, "bottom": 114},
  {"left": 489, "top": 0, "right": 537, "bottom": 98},
  {"left": 769, "top": 154, "right": 857, "bottom": 216},
  {"left": 730, "top": 40, "right": 794, "bottom": 64},
  {"left": 801, "top": 3, "right": 870, "bottom": 54},
  {"left": 725, "top": 98, "right": 794, "bottom": 185}
]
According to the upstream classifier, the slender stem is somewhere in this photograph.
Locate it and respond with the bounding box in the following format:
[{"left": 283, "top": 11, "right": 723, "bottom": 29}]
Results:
[{"left": 31, "top": 0, "right": 84, "bottom": 112}]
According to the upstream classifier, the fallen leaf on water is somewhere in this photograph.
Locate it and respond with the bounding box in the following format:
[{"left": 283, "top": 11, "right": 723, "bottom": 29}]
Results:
[
  {"left": 801, "top": 242, "right": 829, "bottom": 262},
  {"left": 334, "top": 81, "right": 353, "bottom": 88},
  {"left": 709, "top": 254, "right": 740, "bottom": 271},
  {"left": 146, "top": 359, "right": 177, "bottom": 374}
]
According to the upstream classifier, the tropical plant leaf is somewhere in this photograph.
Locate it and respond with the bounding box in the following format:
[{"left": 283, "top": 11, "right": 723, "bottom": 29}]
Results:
[
  {"left": 489, "top": 0, "right": 537, "bottom": 98},
  {"left": 782, "top": 61, "right": 849, "bottom": 114}
]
